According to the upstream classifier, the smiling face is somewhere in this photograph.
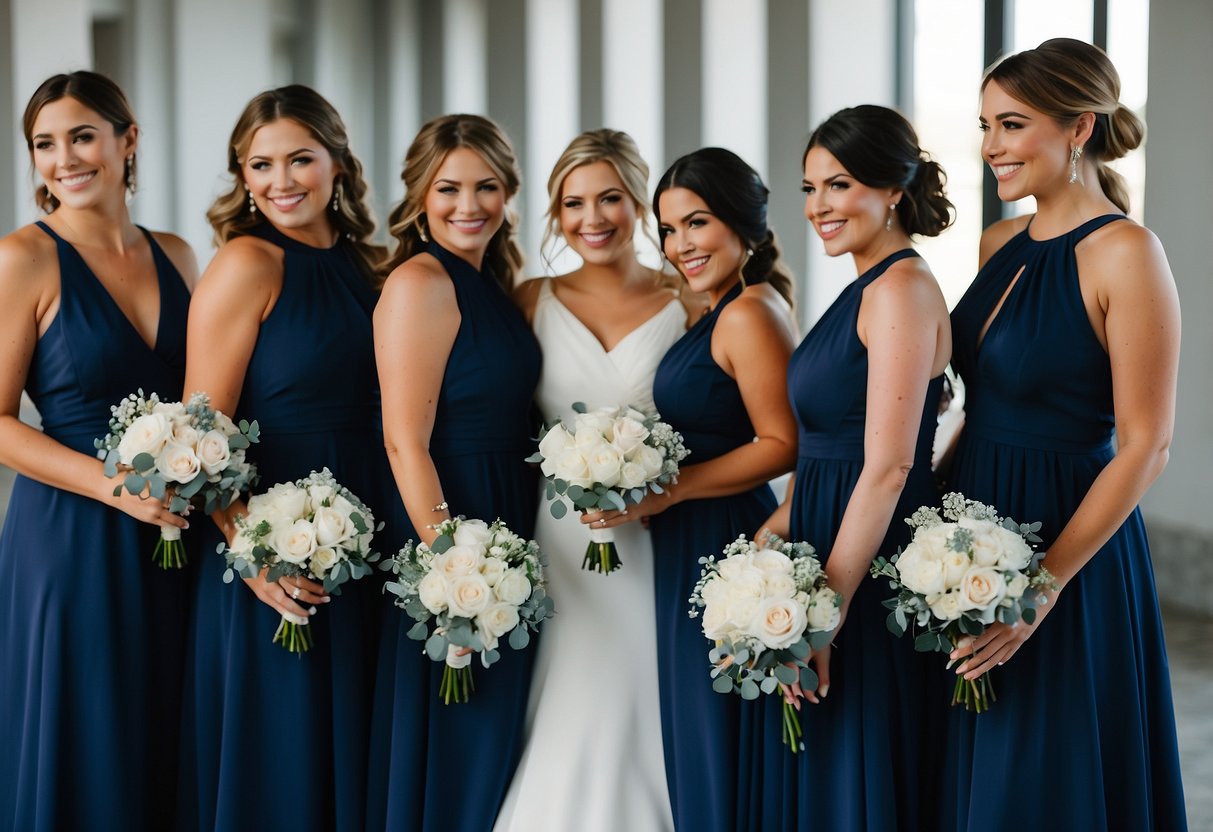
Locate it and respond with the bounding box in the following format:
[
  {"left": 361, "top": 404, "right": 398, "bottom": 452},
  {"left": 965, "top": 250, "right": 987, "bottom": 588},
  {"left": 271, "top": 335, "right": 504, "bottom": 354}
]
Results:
[
  {"left": 242, "top": 117, "right": 338, "bottom": 245},
  {"left": 979, "top": 80, "right": 1075, "bottom": 204},
  {"left": 558, "top": 160, "right": 639, "bottom": 267},
  {"left": 658, "top": 186, "right": 746, "bottom": 303},
  {"left": 423, "top": 146, "right": 507, "bottom": 269},
  {"left": 802, "top": 146, "right": 900, "bottom": 270},
  {"left": 30, "top": 96, "right": 135, "bottom": 211}
]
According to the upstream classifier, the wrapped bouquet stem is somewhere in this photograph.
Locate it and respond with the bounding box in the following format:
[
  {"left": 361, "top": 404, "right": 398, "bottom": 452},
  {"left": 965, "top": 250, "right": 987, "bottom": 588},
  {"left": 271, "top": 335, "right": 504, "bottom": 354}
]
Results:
[
  {"left": 871, "top": 492, "right": 1055, "bottom": 713},
  {"left": 527, "top": 402, "right": 688, "bottom": 574}
]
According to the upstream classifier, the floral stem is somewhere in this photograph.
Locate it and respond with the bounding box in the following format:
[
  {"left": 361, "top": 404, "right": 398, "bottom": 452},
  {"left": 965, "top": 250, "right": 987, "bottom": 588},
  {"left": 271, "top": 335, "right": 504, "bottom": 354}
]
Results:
[
  {"left": 781, "top": 699, "right": 803, "bottom": 752},
  {"left": 273, "top": 618, "right": 312, "bottom": 654},
  {"left": 152, "top": 536, "right": 187, "bottom": 569},
  {"left": 441, "top": 664, "right": 474, "bottom": 704},
  {"left": 582, "top": 541, "right": 622, "bottom": 574},
  {"left": 951, "top": 672, "right": 996, "bottom": 713}
]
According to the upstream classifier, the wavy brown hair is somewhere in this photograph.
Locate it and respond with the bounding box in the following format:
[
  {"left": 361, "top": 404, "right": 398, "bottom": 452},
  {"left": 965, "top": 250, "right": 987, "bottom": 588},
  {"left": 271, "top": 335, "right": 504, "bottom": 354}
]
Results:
[
  {"left": 984, "top": 38, "right": 1145, "bottom": 213},
  {"left": 23, "top": 71, "right": 136, "bottom": 213},
  {"left": 380, "top": 114, "right": 523, "bottom": 291},
  {"left": 206, "top": 85, "right": 379, "bottom": 283}
]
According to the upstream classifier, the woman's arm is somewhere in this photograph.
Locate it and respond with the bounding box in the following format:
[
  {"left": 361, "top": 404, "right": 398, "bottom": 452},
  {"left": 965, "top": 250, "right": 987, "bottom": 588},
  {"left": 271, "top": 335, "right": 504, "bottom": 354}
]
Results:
[
  {"left": 0, "top": 231, "right": 188, "bottom": 530},
  {"left": 954, "top": 223, "right": 1180, "bottom": 679},
  {"left": 376, "top": 255, "right": 461, "bottom": 546}
]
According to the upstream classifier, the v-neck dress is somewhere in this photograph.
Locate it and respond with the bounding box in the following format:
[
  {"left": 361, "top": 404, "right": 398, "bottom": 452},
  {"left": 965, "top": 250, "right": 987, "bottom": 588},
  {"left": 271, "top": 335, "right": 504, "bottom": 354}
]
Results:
[
  {"left": 941, "top": 215, "right": 1187, "bottom": 830},
  {"left": 0, "top": 220, "right": 191, "bottom": 832}
]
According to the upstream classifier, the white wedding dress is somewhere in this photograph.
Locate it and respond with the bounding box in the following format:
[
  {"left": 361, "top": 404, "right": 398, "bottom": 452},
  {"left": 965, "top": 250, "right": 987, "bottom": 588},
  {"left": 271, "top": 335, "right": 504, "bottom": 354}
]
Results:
[{"left": 494, "top": 280, "right": 683, "bottom": 832}]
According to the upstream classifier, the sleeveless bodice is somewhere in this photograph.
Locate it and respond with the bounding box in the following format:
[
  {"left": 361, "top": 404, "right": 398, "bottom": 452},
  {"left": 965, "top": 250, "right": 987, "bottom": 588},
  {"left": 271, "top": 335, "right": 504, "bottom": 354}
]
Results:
[
  {"left": 427, "top": 241, "right": 542, "bottom": 458},
  {"left": 532, "top": 279, "right": 684, "bottom": 421},
  {"left": 789, "top": 249, "right": 942, "bottom": 466},
  {"left": 951, "top": 215, "right": 1124, "bottom": 454},
  {"left": 652, "top": 283, "right": 751, "bottom": 461},
  {"left": 235, "top": 223, "right": 379, "bottom": 437},
  {"left": 26, "top": 221, "right": 189, "bottom": 452}
]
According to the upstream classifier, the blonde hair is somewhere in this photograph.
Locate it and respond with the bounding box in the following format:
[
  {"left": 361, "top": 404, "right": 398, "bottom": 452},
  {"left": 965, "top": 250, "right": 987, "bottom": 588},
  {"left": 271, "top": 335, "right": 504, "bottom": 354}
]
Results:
[
  {"left": 206, "top": 85, "right": 379, "bottom": 282},
  {"left": 541, "top": 128, "right": 661, "bottom": 269},
  {"left": 380, "top": 114, "right": 524, "bottom": 291},
  {"left": 984, "top": 38, "right": 1145, "bottom": 213}
]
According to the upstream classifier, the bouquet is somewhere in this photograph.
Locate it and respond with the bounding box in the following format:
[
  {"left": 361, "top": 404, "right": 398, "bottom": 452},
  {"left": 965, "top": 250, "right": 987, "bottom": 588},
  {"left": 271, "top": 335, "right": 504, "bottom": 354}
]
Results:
[
  {"left": 688, "top": 534, "right": 841, "bottom": 752},
  {"left": 221, "top": 468, "right": 381, "bottom": 653},
  {"left": 526, "top": 403, "right": 689, "bottom": 574},
  {"left": 380, "top": 517, "right": 553, "bottom": 704},
  {"left": 870, "top": 492, "right": 1054, "bottom": 712},
  {"left": 96, "top": 390, "right": 259, "bottom": 568}
]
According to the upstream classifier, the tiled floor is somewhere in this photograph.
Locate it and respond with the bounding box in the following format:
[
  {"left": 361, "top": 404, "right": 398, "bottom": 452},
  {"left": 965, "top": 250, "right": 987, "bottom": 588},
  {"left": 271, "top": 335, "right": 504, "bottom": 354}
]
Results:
[{"left": 0, "top": 462, "right": 1209, "bottom": 825}]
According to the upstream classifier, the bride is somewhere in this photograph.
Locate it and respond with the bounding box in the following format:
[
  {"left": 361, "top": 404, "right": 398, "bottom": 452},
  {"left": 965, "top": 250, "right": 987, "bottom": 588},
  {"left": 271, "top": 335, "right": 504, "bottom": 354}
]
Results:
[{"left": 494, "top": 129, "right": 700, "bottom": 832}]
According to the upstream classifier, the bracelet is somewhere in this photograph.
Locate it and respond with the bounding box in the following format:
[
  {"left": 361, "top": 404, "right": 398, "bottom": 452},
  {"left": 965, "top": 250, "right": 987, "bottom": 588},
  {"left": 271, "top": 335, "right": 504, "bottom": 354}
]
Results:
[{"left": 431, "top": 500, "right": 449, "bottom": 513}]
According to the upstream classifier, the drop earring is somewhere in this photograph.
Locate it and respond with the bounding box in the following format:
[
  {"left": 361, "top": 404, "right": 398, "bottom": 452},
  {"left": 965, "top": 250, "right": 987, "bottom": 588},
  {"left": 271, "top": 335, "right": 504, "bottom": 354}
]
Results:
[
  {"left": 331, "top": 181, "right": 342, "bottom": 211},
  {"left": 886, "top": 204, "right": 896, "bottom": 231},
  {"left": 416, "top": 216, "right": 429, "bottom": 243},
  {"left": 124, "top": 155, "right": 136, "bottom": 195},
  {"left": 247, "top": 186, "right": 257, "bottom": 215},
  {"left": 1068, "top": 145, "right": 1084, "bottom": 185}
]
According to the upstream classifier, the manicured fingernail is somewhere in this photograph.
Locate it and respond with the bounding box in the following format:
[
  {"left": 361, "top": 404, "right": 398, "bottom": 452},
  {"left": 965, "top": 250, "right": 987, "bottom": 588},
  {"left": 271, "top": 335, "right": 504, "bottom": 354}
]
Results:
[
  {"left": 820, "top": 685, "right": 829, "bottom": 698},
  {"left": 308, "top": 606, "right": 318, "bottom": 615},
  {"left": 183, "top": 522, "right": 190, "bottom": 530},
  {"left": 322, "top": 596, "right": 332, "bottom": 603}
]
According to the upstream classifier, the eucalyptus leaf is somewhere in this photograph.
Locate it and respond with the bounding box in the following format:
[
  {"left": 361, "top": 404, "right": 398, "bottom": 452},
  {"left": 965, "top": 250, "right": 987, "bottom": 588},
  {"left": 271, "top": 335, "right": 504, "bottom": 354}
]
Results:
[
  {"left": 760, "top": 675, "right": 780, "bottom": 694},
  {"left": 179, "top": 472, "right": 206, "bottom": 499},
  {"left": 808, "top": 629, "right": 834, "bottom": 650},
  {"left": 123, "top": 473, "right": 146, "bottom": 495},
  {"left": 799, "top": 665, "right": 819, "bottom": 691},
  {"left": 550, "top": 500, "right": 568, "bottom": 520},
  {"left": 602, "top": 490, "right": 626, "bottom": 512},
  {"left": 773, "top": 663, "right": 797, "bottom": 685},
  {"left": 425, "top": 633, "right": 448, "bottom": 661},
  {"left": 739, "top": 679, "right": 760, "bottom": 700},
  {"left": 170, "top": 495, "right": 190, "bottom": 514},
  {"left": 431, "top": 534, "right": 454, "bottom": 554},
  {"left": 567, "top": 485, "right": 585, "bottom": 501},
  {"left": 132, "top": 452, "right": 156, "bottom": 473},
  {"left": 509, "top": 626, "right": 530, "bottom": 650},
  {"left": 712, "top": 675, "right": 735, "bottom": 694},
  {"left": 914, "top": 632, "right": 940, "bottom": 653}
]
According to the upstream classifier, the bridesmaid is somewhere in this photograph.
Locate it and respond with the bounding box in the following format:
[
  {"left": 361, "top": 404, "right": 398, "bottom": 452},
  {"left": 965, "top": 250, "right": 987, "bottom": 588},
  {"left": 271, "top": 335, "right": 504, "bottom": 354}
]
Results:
[
  {"left": 0, "top": 72, "right": 197, "bottom": 830},
  {"left": 496, "top": 129, "right": 694, "bottom": 832},
  {"left": 177, "top": 85, "right": 388, "bottom": 831},
  {"left": 589, "top": 147, "right": 800, "bottom": 830},
  {"left": 761, "top": 105, "right": 953, "bottom": 830},
  {"left": 944, "top": 38, "right": 1186, "bottom": 830},
  {"left": 367, "top": 114, "right": 541, "bottom": 832}
]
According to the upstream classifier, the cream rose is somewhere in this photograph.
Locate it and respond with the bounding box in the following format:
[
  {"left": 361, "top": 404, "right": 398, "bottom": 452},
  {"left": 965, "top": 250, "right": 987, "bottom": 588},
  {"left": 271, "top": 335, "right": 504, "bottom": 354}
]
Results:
[
  {"left": 117, "top": 412, "right": 173, "bottom": 464},
  {"left": 258, "top": 483, "right": 308, "bottom": 521},
  {"left": 751, "top": 548, "right": 793, "bottom": 576},
  {"left": 1005, "top": 571, "right": 1030, "bottom": 600},
  {"left": 928, "top": 590, "right": 964, "bottom": 621},
  {"left": 494, "top": 569, "right": 532, "bottom": 606},
  {"left": 171, "top": 422, "right": 202, "bottom": 448},
  {"left": 552, "top": 448, "right": 593, "bottom": 489},
  {"left": 156, "top": 441, "right": 202, "bottom": 484},
  {"left": 610, "top": 416, "right": 650, "bottom": 455},
  {"left": 585, "top": 443, "right": 623, "bottom": 488},
  {"left": 941, "top": 548, "right": 972, "bottom": 590},
  {"left": 958, "top": 566, "right": 1007, "bottom": 614},
  {"left": 617, "top": 461, "right": 648, "bottom": 490},
  {"left": 417, "top": 570, "right": 449, "bottom": 613},
  {"left": 477, "top": 602, "right": 521, "bottom": 641},
  {"left": 446, "top": 574, "right": 492, "bottom": 618},
  {"left": 896, "top": 546, "right": 946, "bottom": 596},
  {"left": 480, "top": 557, "right": 506, "bottom": 587},
  {"left": 993, "top": 526, "right": 1033, "bottom": 571},
  {"left": 763, "top": 573, "right": 798, "bottom": 599},
  {"left": 273, "top": 518, "right": 318, "bottom": 565},
  {"left": 307, "top": 483, "right": 336, "bottom": 510},
  {"left": 752, "top": 597, "right": 808, "bottom": 650},
  {"left": 194, "top": 429, "right": 232, "bottom": 476},
  {"left": 452, "top": 519, "right": 493, "bottom": 548},
  {"left": 631, "top": 445, "right": 665, "bottom": 480},
  {"left": 913, "top": 524, "right": 954, "bottom": 561},
  {"left": 700, "top": 600, "right": 734, "bottom": 642},
  {"left": 717, "top": 552, "right": 756, "bottom": 582},
  {"left": 806, "top": 589, "right": 842, "bottom": 632},
  {"left": 434, "top": 545, "right": 484, "bottom": 579},
  {"left": 313, "top": 506, "right": 353, "bottom": 547},
  {"left": 310, "top": 546, "right": 342, "bottom": 577}
]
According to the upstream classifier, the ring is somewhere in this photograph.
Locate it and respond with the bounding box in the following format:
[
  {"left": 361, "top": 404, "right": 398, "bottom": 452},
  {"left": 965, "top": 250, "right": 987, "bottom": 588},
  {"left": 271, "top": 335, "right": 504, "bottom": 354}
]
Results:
[
  {"left": 292, "top": 586, "right": 301, "bottom": 600},
  {"left": 598, "top": 518, "right": 607, "bottom": 527}
]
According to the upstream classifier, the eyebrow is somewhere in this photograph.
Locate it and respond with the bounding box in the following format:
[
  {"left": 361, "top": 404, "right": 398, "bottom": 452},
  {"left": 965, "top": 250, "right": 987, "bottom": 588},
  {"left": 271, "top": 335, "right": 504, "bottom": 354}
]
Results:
[
  {"left": 247, "top": 147, "right": 317, "bottom": 162},
  {"left": 434, "top": 177, "right": 499, "bottom": 186},
  {"left": 32, "top": 123, "right": 100, "bottom": 140},
  {"left": 801, "top": 173, "right": 849, "bottom": 186},
  {"left": 564, "top": 186, "right": 625, "bottom": 200},
  {"left": 980, "top": 111, "right": 1032, "bottom": 122},
  {"left": 679, "top": 209, "right": 713, "bottom": 223}
]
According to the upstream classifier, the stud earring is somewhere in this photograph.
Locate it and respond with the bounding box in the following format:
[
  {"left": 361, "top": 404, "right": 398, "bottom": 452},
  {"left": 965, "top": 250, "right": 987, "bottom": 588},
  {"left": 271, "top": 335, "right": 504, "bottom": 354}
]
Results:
[
  {"left": 246, "top": 186, "right": 257, "bottom": 215},
  {"left": 886, "top": 204, "right": 897, "bottom": 231},
  {"left": 1068, "top": 145, "right": 1084, "bottom": 185},
  {"left": 331, "top": 181, "right": 342, "bottom": 211}
]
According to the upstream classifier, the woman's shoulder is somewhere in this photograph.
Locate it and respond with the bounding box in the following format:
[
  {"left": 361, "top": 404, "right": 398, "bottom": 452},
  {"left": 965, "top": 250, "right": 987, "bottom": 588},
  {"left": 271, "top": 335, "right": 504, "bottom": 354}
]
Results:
[
  {"left": 979, "top": 215, "right": 1032, "bottom": 268},
  {"left": 147, "top": 230, "right": 200, "bottom": 289},
  {"left": 0, "top": 223, "right": 59, "bottom": 296}
]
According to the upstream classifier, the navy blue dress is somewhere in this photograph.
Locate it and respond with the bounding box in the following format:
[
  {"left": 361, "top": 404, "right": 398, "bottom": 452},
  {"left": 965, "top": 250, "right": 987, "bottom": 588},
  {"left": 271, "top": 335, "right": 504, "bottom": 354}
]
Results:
[
  {"left": 785, "top": 249, "right": 944, "bottom": 831},
  {"left": 649, "top": 283, "right": 778, "bottom": 831},
  {"left": 943, "top": 216, "right": 1187, "bottom": 830},
  {"left": 366, "top": 240, "right": 541, "bottom": 832},
  {"left": 177, "top": 223, "right": 393, "bottom": 832},
  {"left": 0, "top": 221, "right": 191, "bottom": 831}
]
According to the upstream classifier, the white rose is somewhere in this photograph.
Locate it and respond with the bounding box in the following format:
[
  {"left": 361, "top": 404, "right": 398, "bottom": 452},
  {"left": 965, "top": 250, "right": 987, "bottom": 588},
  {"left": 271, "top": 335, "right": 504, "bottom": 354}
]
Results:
[
  {"left": 751, "top": 597, "right": 807, "bottom": 650},
  {"left": 117, "top": 412, "right": 173, "bottom": 464},
  {"left": 171, "top": 423, "right": 202, "bottom": 449},
  {"left": 156, "top": 441, "right": 202, "bottom": 484},
  {"left": 552, "top": 448, "right": 593, "bottom": 489},
  {"left": 307, "top": 483, "right": 336, "bottom": 510},
  {"left": 435, "top": 545, "right": 485, "bottom": 579},
  {"left": 717, "top": 552, "right": 755, "bottom": 582},
  {"left": 1005, "top": 571, "right": 1029, "bottom": 600},
  {"left": 212, "top": 410, "right": 238, "bottom": 436},
  {"left": 993, "top": 527, "right": 1033, "bottom": 571},
  {"left": 806, "top": 589, "right": 841, "bottom": 632},
  {"left": 630, "top": 444, "right": 665, "bottom": 480},
  {"left": 480, "top": 557, "right": 506, "bottom": 587},
  {"left": 585, "top": 443, "right": 623, "bottom": 488},
  {"left": 610, "top": 417, "right": 650, "bottom": 455},
  {"left": 310, "top": 546, "right": 342, "bottom": 577},
  {"left": 447, "top": 574, "right": 492, "bottom": 618},
  {"left": 895, "top": 545, "right": 946, "bottom": 596},
  {"left": 573, "top": 425, "right": 606, "bottom": 453},
  {"left": 913, "top": 524, "right": 954, "bottom": 561},
  {"left": 701, "top": 576, "right": 732, "bottom": 609},
  {"left": 579, "top": 408, "right": 617, "bottom": 435},
  {"left": 928, "top": 590, "right": 964, "bottom": 621},
  {"left": 958, "top": 566, "right": 1007, "bottom": 613},
  {"left": 763, "top": 573, "right": 798, "bottom": 598},
  {"left": 452, "top": 519, "right": 493, "bottom": 549},
  {"left": 477, "top": 602, "right": 521, "bottom": 640},
  {"left": 751, "top": 548, "right": 793, "bottom": 577},
  {"left": 418, "top": 570, "right": 449, "bottom": 614},
  {"left": 195, "top": 429, "right": 233, "bottom": 475},
  {"left": 960, "top": 518, "right": 1005, "bottom": 567},
  {"left": 259, "top": 483, "right": 308, "bottom": 521},
  {"left": 941, "top": 548, "right": 972, "bottom": 590},
  {"left": 494, "top": 569, "right": 533, "bottom": 606},
  {"left": 313, "top": 505, "right": 353, "bottom": 547},
  {"left": 273, "top": 518, "right": 318, "bottom": 565},
  {"left": 537, "top": 425, "right": 574, "bottom": 471},
  {"left": 617, "top": 461, "right": 649, "bottom": 490},
  {"left": 700, "top": 600, "right": 733, "bottom": 642}
]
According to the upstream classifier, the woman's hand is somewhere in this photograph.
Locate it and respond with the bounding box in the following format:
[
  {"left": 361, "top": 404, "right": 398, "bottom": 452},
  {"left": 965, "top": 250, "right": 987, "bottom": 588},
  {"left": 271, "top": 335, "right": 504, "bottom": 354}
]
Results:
[
  {"left": 581, "top": 488, "right": 676, "bottom": 530},
  {"left": 243, "top": 568, "right": 329, "bottom": 624},
  {"left": 110, "top": 485, "right": 192, "bottom": 532},
  {"left": 950, "top": 587, "right": 1060, "bottom": 679},
  {"left": 803, "top": 601, "right": 849, "bottom": 704}
]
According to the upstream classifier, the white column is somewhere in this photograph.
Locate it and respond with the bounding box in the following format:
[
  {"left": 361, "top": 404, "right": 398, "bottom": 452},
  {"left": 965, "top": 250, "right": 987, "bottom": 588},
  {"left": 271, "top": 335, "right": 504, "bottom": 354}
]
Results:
[
  {"left": 444, "top": 0, "right": 487, "bottom": 114},
  {"left": 702, "top": 0, "right": 767, "bottom": 178},
  {"left": 379, "top": 0, "right": 421, "bottom": 229},
  {"left": 128, "top": 0, "right": 174, "bottom": 231}
]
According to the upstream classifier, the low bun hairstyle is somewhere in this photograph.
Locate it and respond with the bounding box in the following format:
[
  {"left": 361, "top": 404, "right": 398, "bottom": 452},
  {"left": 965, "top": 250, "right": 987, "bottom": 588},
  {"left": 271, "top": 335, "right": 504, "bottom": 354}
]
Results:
[
  {"left": 23, "top": 71, "right": 137, "bottom": 213},
  {"left": 983, "top": 37, "right": 1145, "bottom": 213},
  {"left": 804, "top": 105, "right": 954, "bottom": 238},
  {"left": 653, "top": 147, "right": 795, "bottom": 307}
]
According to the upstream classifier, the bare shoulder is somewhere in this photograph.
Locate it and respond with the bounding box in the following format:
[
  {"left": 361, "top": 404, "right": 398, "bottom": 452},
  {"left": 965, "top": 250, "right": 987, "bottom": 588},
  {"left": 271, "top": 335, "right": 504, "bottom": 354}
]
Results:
[
  {"left": 717, "top": 283, "right": 794, "bottom": 336},
  {"left": 0, "top": 224, "right": 58, "bottom": 299},
  {"left": 868, "top": 255, "right": 948, "bottom": 312},
  {"left": 148, "top": 230, "right": 200, "bottom": 290},
  {"left": 979, "top": 215, "right": 1031, "bottom": 268},
  {"left": 1077, "top": 219, "right": 1173, "bottom": 295},
  {"left": 379, "top": 252, "right": 455, "bottom": 307},
  {"left": 192, "top": 234, "right": 283, "bottom": 306}
]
